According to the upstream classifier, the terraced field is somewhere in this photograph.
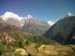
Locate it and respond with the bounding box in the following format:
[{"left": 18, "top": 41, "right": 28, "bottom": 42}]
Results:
[{"left": 16, "top": 43, "right": 75, "bottom": 56}]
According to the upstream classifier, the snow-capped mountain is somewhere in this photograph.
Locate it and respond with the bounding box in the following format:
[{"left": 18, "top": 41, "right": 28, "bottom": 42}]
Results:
[
  {"left": 47, "top": 12, "right": 73, "bottom": 26},
  {"left": 0, "top": 12, "right": 37, "bottom": 28},
  {"left": 67, "top": 12, "right": 73, "bottom": 16},
  {"left": 0, "top": 12, "right": 50, "bottom": 35},
  {"left": 0, "top": 12, "right": 25, "bottom": 28},
  {"left": 48, "top": 21, "right": 55, "bottom": 26},
  {"left": 1, "top": 12, "right": 23, "bottom": 21}
]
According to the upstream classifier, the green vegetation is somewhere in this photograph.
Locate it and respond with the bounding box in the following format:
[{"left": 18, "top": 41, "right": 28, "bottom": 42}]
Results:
[
  {"left": 0, "top": 23, "right": 58, "bottom": 56},
  {"left": 27, "top": 35, "right": 57, "bottom": 45},
  {"left": 0, "top": 43, "right": 5, "bottom": 55},
  {"left": 45, "top": 16, "right": 75, "bottom": 44},
  {"left": 35, "top": 43, "right": 42, "bottom": 48}
]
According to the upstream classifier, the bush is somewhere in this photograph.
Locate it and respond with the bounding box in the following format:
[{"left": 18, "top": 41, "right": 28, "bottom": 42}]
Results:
[
  {"left": 35, "top": 43, "right": 42, "bottom": 48},
  {"left": 15, "top": 38, "right": 25, "bottom": 48},
  {"left": 0, "top": 43, "right": 5, "bottom": 55}
]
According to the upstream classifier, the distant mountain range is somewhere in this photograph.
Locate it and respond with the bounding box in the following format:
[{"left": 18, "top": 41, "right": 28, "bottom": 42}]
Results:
[
  {"left": 44, "top": 14, "right": 75, "bottom": 44},
  {"left": 0, "top": 12, "right": 75, "bottom": 45},
  {"left": 0, "top": 12, "right": 51, "bottom": 35},
  {"left": 0, "top": 12, "right": 75, "bottom": 56}
]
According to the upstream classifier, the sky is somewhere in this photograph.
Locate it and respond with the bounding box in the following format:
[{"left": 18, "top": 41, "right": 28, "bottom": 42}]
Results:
[{"left": 0, "top": 0, "right": 75, "bottom": 22}]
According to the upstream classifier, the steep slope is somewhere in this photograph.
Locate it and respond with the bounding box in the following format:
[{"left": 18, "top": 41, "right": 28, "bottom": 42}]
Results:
[
  {"left": 22, "top": 18, "right": 50, "bottom": 35},
  {"left": 44, "top": 16, "right": 75, "bottom": 44}
]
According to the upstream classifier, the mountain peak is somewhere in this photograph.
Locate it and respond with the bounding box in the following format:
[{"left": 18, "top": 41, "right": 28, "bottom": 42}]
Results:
[
  {"left": 67, "top": 12, "right": 73, "bottom": 16},
  {"left": 2, "top": 11, "right": 23, "bottom": 21},
  {"left": 27, "top": 14, "right": 33, "bottom": 19},
  {"left": 48, "top": 21, "right": 54, "bottom": 26},
  {"left": 2, "top": 12, "right": 19, "bottom": 18}
]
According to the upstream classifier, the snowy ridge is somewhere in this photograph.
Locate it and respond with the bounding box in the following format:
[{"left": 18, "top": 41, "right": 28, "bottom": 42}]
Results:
[
  {"left": 48, "top": 21, "right": 54, "bottom": 26},
  {"left": 2, "top": 12, "right": 23, "bottom": 21},
  {"left": 1, "top": 12, "right": 33, "bottom": 22},
  {"left": 1, "top": 12, "right": 55, "bottom": 27}
]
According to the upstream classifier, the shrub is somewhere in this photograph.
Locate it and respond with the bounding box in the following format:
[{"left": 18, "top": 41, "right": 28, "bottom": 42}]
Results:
[{"left": 0, "top": 43, "right": 5, "bottom": 55}]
